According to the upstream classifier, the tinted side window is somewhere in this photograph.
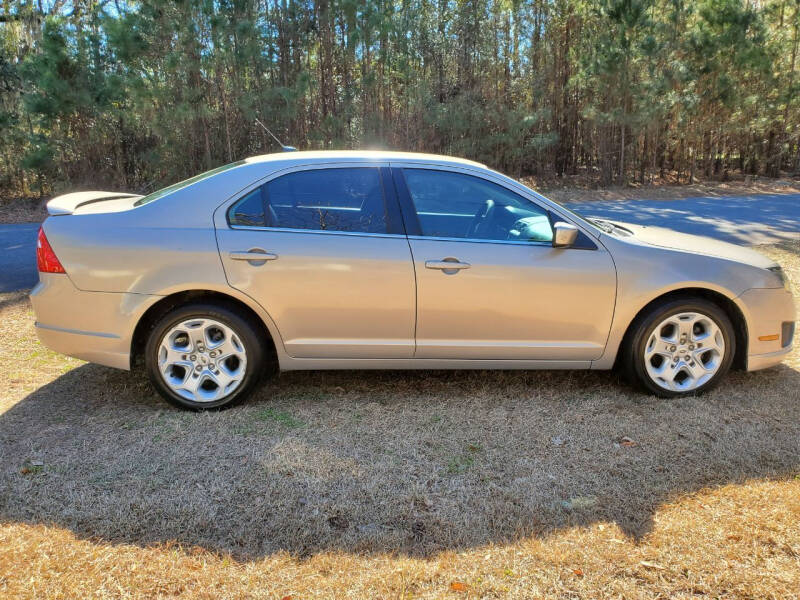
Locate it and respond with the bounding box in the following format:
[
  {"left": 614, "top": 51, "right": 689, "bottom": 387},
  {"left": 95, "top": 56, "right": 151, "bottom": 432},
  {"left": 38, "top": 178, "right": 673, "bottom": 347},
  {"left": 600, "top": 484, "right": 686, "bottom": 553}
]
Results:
[
  {"left": 228, "top": 188, "right": 266, "bottom": 227},
  {"left": 402, "top": 169, "right": 553, "bottom": 243},
  {"left": 266, "top": 168, "right": 387, "bottom": 233}
]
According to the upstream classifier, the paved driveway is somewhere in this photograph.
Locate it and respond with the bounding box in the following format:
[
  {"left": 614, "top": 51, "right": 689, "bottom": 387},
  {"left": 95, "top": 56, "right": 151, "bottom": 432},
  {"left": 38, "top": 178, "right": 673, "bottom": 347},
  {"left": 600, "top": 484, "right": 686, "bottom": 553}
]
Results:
[
  {"left": 0, "top": 223, "right": 40, "bottom": 293},
  {"left": 1, "top": 193, "right": 799, "bottom": 292},
  {"left": 564, "top": 193, "right": 800, "bottom": 246}
]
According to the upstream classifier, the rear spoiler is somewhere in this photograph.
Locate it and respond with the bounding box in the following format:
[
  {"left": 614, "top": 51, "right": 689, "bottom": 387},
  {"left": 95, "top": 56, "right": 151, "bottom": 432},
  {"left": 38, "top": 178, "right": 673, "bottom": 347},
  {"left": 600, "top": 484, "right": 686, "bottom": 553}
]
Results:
[{"left": 47, "top": 191, "right": 143, "bottom": 216}]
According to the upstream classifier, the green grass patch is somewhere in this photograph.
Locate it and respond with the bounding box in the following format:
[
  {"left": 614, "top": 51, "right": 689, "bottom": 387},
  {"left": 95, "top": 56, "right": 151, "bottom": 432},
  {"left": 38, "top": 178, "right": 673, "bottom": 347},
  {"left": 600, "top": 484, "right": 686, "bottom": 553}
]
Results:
[
  {"left": 447, "top": 443, "right": 483, "bottom": 474},
  {"left": 255, "top": 408, "right": 305, "bottom": 429},
  {"left": 447, "top": 454, "right": 474, "bottom": 474}
]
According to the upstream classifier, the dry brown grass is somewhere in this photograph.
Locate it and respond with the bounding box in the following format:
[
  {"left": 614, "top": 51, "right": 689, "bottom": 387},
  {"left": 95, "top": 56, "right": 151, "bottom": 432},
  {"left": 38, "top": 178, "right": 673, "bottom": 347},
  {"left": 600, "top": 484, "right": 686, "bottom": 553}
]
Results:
[
  {"left": 0, "top": 197, "right": 48, "bottom": 225},
  {"left": 1, "top": 242, "right": 799, "bottom": 599}
]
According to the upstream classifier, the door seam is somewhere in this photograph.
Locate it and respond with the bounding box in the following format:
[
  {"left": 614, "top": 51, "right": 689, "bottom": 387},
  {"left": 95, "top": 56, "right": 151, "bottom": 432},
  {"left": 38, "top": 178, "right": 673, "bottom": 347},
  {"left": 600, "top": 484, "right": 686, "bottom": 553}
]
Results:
[{"left": 388, "top": 164, "right": 419, "bottom": 357}]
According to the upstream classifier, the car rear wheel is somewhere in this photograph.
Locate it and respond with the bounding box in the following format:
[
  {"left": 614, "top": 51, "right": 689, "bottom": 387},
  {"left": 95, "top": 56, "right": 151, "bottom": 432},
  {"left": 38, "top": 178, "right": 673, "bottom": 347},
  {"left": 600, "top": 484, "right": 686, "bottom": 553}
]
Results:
[
  {"left": 624, "top": 297, "right": 735, "bottom": 397},
  {"left": 144, "top": 302, "right": 266, "bottom": 410}
]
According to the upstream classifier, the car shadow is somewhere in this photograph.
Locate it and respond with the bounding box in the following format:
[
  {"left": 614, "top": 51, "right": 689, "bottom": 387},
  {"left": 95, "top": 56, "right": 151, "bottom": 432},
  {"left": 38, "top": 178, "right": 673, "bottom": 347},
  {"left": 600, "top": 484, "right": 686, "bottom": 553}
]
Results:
[{"left": 1, "top": 361, "right": 799, "bottom": 560}]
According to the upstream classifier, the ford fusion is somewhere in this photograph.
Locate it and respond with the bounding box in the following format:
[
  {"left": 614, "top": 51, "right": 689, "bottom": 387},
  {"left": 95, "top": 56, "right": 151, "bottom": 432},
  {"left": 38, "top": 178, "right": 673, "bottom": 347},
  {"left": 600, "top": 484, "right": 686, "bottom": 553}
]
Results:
[{"left": 31, "top": 151, "right": 795, "bottom": 409}]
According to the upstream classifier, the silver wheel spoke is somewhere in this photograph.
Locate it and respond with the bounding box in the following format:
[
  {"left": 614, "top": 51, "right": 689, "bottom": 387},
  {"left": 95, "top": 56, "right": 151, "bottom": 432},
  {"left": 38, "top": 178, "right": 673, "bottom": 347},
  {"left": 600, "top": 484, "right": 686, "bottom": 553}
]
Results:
[
  {"left": 660, "top": 362, "right": 685, "bottom": 390},
  {"left": 686, "top": 359, "right": 708, "bottom": 380},
  {"left": 643, "top": 311, "right": 725, "bottom": 393},
  {"left": 678, "top": 318, "right": 693, "bottom": 341},
  {"left": 157, "top": 317, "right": 247, "bottom": 403},
  {"left": 182, "top": 371, "right": 206, "bottom": 395},
  {"left": 159, "top": 344, "right": 187, "bottom": 368},
  {"left": 695, "top": 331, "right": 724, "bottom": 353},
  {"left": 206, "top": 368, "right": 235, "bottom": 394},
  {"left": 214, "top": 335, "right": 244, "bottom": 361}
]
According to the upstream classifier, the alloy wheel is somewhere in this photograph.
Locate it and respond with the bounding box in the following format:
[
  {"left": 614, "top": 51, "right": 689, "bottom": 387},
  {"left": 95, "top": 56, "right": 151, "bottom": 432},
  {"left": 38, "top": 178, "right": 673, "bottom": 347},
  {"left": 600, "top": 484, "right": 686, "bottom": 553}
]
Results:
[
  {"left": 643, "top": 311, "right": 725, "bottom": 392},
  {"left": 157, "top": 317, "right": 248, "bottom": 402}
]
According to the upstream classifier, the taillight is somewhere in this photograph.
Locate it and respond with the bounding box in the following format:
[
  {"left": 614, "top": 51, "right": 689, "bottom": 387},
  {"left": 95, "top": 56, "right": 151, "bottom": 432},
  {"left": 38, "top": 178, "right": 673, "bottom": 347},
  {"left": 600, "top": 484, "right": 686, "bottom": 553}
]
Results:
[{"left": 37, "top": 226, "right": 66, "bottom": 273}]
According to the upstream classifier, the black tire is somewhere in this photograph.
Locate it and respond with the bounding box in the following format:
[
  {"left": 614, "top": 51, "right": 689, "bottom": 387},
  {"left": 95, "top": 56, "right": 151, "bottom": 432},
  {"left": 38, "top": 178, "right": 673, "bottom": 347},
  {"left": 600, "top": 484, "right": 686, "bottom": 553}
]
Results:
[
  {"left": 623, "top": 297, "right": 736, "bottom": 398},
  {"left": 144, "top": 302, "right": 267, "bottom": 410}
]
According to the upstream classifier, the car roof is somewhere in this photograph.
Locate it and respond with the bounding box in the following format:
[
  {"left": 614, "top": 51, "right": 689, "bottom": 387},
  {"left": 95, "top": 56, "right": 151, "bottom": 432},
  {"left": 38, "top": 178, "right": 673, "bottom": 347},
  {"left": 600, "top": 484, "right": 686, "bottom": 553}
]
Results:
[{"left": 243, "top": 150, "right": 486, "bottom": 168}]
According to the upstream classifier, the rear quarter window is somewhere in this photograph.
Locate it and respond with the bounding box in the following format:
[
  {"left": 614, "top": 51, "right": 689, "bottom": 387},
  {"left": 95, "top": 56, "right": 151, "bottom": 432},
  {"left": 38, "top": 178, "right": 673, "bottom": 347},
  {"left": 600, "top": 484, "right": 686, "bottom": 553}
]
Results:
[{"left": 228, "top": 188, "right": 266, "bottom": 227}]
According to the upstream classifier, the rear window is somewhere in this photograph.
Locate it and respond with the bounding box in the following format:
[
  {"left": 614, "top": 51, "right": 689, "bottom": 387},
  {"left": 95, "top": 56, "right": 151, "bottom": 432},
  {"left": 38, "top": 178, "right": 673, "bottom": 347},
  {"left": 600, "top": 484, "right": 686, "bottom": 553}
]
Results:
[{"left": 134, "top": 160, "right": 246, "bottom": 207}]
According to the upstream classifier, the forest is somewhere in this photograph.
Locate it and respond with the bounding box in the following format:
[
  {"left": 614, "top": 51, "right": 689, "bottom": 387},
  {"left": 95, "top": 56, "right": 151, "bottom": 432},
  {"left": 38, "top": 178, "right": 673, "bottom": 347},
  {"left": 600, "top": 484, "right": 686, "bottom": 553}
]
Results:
[{"left": 0, "top": 0, "right": 798, "bottom": 196}]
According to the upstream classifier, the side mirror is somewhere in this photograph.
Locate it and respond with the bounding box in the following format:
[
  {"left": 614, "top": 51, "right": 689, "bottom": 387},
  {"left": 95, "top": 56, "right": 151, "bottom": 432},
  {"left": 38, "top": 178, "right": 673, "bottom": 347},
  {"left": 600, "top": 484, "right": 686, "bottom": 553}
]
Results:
[{"left": 552, "top": 221, "right": 579, "bottom": 248}]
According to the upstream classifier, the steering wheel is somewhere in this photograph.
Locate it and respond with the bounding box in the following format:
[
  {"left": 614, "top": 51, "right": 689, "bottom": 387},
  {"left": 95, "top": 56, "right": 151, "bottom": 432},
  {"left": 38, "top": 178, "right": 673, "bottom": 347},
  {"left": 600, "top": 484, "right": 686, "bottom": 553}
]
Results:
[{"left": 467, "top": 199, "right": 496, "bottom": 238}]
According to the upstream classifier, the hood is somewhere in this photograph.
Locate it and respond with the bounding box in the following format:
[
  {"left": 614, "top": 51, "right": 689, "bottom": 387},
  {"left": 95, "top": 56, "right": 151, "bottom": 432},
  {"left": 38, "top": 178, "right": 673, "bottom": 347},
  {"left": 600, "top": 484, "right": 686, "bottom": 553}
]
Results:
[
  {"left": 47, "top": 191, "right": 143, "bottom": 216},
  {"left": 609, "top": 221, "right": 777, "bottom": 269}
]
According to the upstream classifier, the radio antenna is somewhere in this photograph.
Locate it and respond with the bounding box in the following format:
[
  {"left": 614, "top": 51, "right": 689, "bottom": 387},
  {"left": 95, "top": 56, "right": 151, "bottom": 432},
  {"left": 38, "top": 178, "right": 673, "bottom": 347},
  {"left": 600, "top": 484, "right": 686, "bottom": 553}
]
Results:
[{"left": 255, "top": 119, "right": 297, "bottom": 152}]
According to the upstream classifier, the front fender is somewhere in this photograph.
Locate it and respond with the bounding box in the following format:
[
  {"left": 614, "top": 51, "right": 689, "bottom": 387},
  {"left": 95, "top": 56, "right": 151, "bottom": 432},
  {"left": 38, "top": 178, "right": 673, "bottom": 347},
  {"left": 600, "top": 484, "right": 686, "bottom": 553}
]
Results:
[{"left": 591, "top": 236, "right": 767, "bottom": 369}]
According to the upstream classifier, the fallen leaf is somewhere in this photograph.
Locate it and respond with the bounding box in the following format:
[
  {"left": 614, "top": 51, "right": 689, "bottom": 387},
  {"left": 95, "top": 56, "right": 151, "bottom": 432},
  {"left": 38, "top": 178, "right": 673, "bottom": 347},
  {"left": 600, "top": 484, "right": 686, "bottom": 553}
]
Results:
[
  {"left": 281, "top": 596, "right": 293, "bottom": 600},
  {"left": 450, "top": 581, "right": 468, "bottom": 592},
  {"left": 639, "top": 561, "right": 665, "bottom": 570},
  {"left": 573, "top": 568, "right": 584, "bottom": 576}
]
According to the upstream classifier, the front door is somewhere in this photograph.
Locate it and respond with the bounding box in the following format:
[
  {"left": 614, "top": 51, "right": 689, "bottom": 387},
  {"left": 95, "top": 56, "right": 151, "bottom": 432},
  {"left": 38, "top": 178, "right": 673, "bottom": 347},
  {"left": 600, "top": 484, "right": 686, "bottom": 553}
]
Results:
[
  {"left": 216, "top": 165, "right": 416, "bottom": 359},
  {"left": 395, "top": 166, "right": 617, "bottom": 361}
]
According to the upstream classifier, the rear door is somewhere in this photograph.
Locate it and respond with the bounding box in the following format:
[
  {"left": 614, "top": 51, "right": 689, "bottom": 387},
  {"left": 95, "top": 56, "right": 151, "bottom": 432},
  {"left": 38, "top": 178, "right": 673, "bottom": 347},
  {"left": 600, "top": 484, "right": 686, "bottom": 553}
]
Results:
[
  {"left": 393, "top": 165, "right": 617, "bottom": 361},
  {"left": 216, "top": 164, "right": 416, "bottom": 359}
]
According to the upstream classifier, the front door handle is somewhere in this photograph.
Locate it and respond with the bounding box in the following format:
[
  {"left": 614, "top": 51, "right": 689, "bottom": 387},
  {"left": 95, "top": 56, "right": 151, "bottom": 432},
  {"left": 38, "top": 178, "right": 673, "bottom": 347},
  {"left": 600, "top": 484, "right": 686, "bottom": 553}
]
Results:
[
  {"left": 425, "top": 258, "right": 471, "bottom": 271},
  {"left": 229, "top": 249, "right": 278, "bottom": 264}
]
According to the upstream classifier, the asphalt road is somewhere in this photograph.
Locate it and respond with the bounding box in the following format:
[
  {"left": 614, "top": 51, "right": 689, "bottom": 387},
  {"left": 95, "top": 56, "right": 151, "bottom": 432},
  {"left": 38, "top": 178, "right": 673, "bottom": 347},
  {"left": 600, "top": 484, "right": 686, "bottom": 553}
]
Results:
[
  {"left": 0, "top": 223, "right": 40, "bottom": 293},
  {"left": 1, "top": 193, "right": 799, "bottom": 293},
  {"left": 567, "top": 193, "right": 800, "bottom": 246}
]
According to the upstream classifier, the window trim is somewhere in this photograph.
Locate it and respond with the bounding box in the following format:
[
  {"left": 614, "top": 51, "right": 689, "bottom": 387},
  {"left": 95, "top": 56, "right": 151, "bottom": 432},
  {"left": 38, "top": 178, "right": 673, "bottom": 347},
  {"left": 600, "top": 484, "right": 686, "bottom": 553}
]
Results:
[
  {"left": 392, "top": 160, "right": 605, "bottom": 239},
  {"left": 215, "top": 160, "right": 601, "bottom": 249},
  {"left": 406, "top": 234, "right": 553, "bottom": 247},
  {"left": 225, "top": 225, "right": 408, "bottom": 240},
  {"left": 224, "top": 164, "right": 405, "bottom": 236}
]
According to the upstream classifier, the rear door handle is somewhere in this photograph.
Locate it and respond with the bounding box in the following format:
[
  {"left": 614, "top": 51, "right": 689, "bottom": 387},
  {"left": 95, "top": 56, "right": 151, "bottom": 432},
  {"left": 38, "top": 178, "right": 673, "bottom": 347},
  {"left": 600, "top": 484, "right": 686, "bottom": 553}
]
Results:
[
  {"left": 229, "top": 250, "right": 278, "bottom": 263},
  {"left": 425, "top": 259, "right": 471, "bottom": 271}
]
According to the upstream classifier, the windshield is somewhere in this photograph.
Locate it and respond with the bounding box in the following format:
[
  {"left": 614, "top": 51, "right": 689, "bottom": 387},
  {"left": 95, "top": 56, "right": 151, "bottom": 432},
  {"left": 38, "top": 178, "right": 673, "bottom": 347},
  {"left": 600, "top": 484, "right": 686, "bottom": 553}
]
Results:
[{"left": 134, "top": 160, "right": 246, "bottom": 207}]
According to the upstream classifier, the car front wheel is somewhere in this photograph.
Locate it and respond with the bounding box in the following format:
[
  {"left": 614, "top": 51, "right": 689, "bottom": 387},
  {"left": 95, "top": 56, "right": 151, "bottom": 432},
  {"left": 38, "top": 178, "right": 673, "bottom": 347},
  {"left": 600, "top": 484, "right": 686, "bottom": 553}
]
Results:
[
  {"left": 144, "top": 302, "right": 265, "bottom": 410},
  {"left": 624, "top": 297, "right": 736, "bottom": 397}
]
